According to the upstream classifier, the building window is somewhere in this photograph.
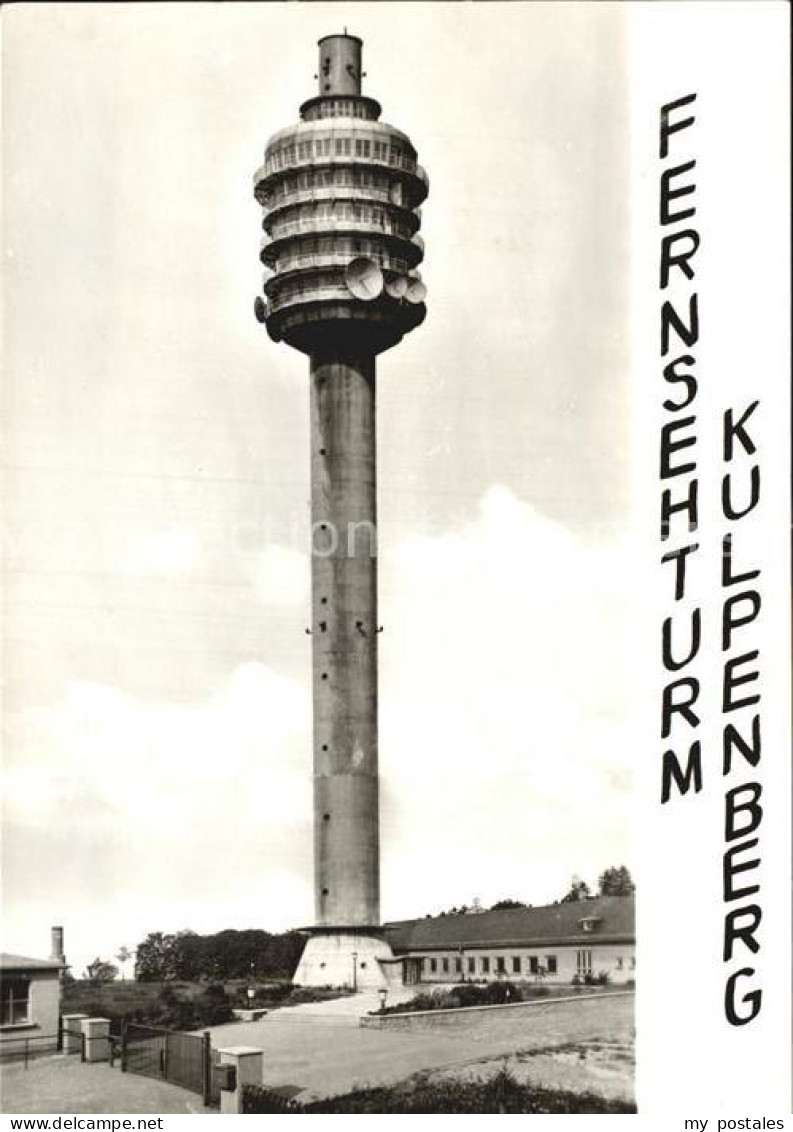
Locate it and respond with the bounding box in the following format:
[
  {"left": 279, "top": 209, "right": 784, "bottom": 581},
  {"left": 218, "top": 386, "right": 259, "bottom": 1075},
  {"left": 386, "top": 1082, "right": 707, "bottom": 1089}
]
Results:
[
  {"left": 496, "top": 957, "right": 505, "bottom": 974},
  {"left": 468, "top": 957, "right": 475, "bottom": 974},
  {"left": 481, "top": 957, "right": 490, "bottom": 975},
  {"left": 442, "top": 958, "right": 449, "bottom": 974},
  {"left": 529, "top": 956, "right": 539, "bottom": 975},
  {"left": 616, "top": 956, "right": 624, "bottom": 970},
  {"left": 546, "top": 956, "right": 557, "bottom": 974},
  {"left": 629, "top": 956, "right": 636, "bottom": 970},
  {"left": 1, "top": 978, "right": 30, "bottom": 1026},
  {"left": 455, "top": 957, "right": 462, "bottom": 974},
  {"left": 576, "top": 950, "right": 593, "bottom": 976},
  {"left": 512, "top": 957, "right": 521, "bottom": 974}
]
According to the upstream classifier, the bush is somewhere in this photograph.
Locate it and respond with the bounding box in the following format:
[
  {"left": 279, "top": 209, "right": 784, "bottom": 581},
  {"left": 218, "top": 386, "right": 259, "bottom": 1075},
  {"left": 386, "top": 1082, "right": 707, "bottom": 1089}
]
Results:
[
  {"left": 62, "top": 982, "right": 234, "bottom": 1031},
  {"left": 481, "top": 980, "right": 518, "bottom": 1005},
  {"left": 197, "top": 983, "right": 234, "bottom": 1026},
  {"left": 594, "top": 970, "right": 610, "bottom": 986},
  {"left": 234, "top": 983, "right": 351, "bottom": 1010},
  {"left": 379, "top": 979, "right": 549, "bottom": 1016},
  {"left": 292, "top": 1068, "right": 637, "bottom": 1114},
  {"left": 242, "top": 1086, "right": 304, "bottom": 1113},
  {"left": 251, "top": 982, "right": 292, "bottom": 1006},
  {"left": 454, "top": 984, "right": 487, "bottom": 1009}
]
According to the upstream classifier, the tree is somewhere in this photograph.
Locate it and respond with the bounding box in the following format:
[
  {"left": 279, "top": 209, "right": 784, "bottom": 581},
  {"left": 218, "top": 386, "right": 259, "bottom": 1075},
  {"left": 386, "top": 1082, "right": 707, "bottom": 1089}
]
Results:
[
  {"left": 135, "top": 932, "right": 180, "bottom": 982},
  {"left": 490, "top": 899, "right": 526, "bottom": 911},
  {"left": 115, "top": 946, "right": 133, "bottom": 981},
  {"left": 84, "top": 958, "right": 119, "bottom": 987},
  {"left": 560, "top": 875, "right": 591, "bottom": 903},
  {"left": 133, "top": 927, "right": 305, "bottom": 983},
  {"left": 598, "top": 865, "right": 635, "bottom": 897}
]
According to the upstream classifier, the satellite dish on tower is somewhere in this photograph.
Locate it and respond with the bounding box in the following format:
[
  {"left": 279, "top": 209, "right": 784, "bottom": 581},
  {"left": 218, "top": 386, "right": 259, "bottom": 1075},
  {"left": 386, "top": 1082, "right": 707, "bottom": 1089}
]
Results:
[
  {"left": 385, "top": 274, "right": 409, "bottom": 299},
  {"left": 405, "top": 277, "right": 427, "bottom": 305},
  {"left": 344, "top": 257, "right": 384, "bottom": 301},
  {"left": 254, "top": 296, "right": 268, "bottom": 323}
]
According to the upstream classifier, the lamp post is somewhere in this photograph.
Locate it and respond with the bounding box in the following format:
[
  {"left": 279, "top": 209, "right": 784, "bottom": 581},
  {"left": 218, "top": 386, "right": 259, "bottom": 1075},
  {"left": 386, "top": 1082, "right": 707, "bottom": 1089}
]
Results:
[
  {"left": 351, "top": 951, "right": 358, "bottom": 992},
  {"left": 247, "top": 960, "right": 255, "bottom": 1008}
]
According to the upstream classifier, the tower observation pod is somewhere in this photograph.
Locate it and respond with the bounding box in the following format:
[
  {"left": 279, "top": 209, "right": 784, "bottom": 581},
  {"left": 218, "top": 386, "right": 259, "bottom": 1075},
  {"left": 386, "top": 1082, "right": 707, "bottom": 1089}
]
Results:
[{"left": 253, "top": 34, "right": 428, "bottom": 989}]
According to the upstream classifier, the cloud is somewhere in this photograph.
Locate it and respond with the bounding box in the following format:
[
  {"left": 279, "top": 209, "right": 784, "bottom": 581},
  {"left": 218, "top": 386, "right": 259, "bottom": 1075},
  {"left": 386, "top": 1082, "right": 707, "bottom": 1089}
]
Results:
[
  {"left": 2, "top": 662, "right": 313, "bottom": 966},
  {"left": 121, "top": 526, "right": 202, "bottom": 578},
  {"left": 253, "top": 545, "right": 310, "bottom": 608},
  {"left": 3, "top": 486, "right": 635, "bottom": 969},
  {"left": 378, "top": 485, "right": 637, "bottom": 915}
]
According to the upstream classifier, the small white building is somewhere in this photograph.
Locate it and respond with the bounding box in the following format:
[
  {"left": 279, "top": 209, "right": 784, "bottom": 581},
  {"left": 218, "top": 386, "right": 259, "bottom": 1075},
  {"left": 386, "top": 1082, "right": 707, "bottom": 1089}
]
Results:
[
  {"left": 383, "top": 895, "right": 635, "bottom": 987},
  {"left": 0, "top": 953, "right": 63, "bottom": 1057}
]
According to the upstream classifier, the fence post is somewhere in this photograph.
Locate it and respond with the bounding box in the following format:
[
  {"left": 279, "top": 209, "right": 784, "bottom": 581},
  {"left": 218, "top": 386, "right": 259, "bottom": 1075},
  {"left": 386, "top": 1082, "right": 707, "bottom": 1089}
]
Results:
[
  {"left": 24, "top": 1039, "right": 29, "bottom": 1071},
  {"left": 202, "top": 1032, "right": 212, "bottom": 1108},
  {"left": 217, "top": 1046, "right": 264, "bottom": 1115},
  {"left": 120, "top": 1019, "right": 128, "bottom": 1072},
  {"left": 61, "top": 1014, "right": 88, "bottom": 1056},
  {"left": 81, "top": 1018, "right": 111, "bottom": 1063}
]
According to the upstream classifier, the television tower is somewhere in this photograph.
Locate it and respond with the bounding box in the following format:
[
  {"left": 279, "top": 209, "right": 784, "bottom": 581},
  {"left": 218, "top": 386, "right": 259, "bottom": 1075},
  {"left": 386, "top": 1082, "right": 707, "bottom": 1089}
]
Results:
[{"left": 253, "top": 33, "right": 428, "bottom": 987}]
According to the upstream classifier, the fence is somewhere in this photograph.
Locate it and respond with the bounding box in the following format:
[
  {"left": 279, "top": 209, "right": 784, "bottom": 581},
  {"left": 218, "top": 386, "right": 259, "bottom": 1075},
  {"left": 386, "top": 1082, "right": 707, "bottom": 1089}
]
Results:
[
  {"left": 115, "top": 1021, "right": 216, "bottom": 1107},
  {"left": 0, "top": 1032, "right": 64, "bottom": 1069},
  {"left": 3, "top": 1015, "right": 223, "bottom": 1107}
]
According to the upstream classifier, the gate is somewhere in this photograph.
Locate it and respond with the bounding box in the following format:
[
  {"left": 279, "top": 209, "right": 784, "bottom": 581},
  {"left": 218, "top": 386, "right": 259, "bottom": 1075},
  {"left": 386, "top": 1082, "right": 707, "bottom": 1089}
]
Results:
[{"left": 117, "top": 1022, "right": 217, "bottom": 1107}]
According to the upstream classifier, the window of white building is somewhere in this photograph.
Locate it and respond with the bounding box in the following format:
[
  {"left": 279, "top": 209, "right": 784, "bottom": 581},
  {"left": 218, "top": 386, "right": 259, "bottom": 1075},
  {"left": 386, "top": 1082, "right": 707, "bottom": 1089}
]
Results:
[
  {"left": 576, "top": 950, "right": 593, "bottom": 976},
  {"left": 1, "top": 978, "right": 30, "bottom": 1026}
]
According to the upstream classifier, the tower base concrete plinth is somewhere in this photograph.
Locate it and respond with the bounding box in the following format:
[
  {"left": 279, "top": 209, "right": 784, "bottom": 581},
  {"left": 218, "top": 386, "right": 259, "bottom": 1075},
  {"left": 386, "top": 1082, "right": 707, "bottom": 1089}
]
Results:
[{"left": 293, "top": 931, "right": 403, "bottom": 989}]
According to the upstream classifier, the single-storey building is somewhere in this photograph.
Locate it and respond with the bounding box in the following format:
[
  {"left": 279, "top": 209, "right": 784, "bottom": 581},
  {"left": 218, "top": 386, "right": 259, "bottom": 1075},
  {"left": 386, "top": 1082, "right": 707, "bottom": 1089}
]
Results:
[
  {"left": 381, "top": 894, "right": 635, "bottom": 986},
  {"left": 0, "top": 952, "right": 64, "bottom": 1057}
]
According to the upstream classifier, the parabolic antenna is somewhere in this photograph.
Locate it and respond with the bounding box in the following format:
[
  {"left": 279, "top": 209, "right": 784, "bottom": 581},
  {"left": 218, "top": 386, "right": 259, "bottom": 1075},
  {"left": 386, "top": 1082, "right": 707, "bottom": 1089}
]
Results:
[
  {"left": 385, "top": 274, "right": 409, "bottom": 299},
  {"left": 405, "top": 277, "right": 427, "bottom": 305},
  {"left": 254, "top": 296, "right": 268, "bottom": 323},
  {"left": 345, "top": 257, "right": 384, "bottom": 302}
]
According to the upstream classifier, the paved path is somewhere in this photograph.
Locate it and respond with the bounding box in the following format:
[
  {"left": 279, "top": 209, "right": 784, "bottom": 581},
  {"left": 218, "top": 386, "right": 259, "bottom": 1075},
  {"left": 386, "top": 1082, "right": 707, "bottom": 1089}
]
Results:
[
  {"left": 1, "top": 1057, "right": 212, "bottom": 1115},
  {"left": 207, "top": 991, "right": 635, "bottom": 1102},
  {"left": 266, "top": 987, "right": 417, "bottom": 1022}
]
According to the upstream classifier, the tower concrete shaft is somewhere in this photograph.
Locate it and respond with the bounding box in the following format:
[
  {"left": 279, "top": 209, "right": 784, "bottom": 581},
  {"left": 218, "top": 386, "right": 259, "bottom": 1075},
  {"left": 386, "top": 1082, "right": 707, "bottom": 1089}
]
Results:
[{"left": 310, "top": 352, "right": 379, "bottom": 927}]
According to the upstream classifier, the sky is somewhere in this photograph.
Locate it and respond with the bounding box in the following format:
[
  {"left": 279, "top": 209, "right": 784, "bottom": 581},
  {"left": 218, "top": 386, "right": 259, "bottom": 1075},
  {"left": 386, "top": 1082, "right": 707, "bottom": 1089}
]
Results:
[{"left": 1, "top": 2, "right": 635, "bottom": 976}]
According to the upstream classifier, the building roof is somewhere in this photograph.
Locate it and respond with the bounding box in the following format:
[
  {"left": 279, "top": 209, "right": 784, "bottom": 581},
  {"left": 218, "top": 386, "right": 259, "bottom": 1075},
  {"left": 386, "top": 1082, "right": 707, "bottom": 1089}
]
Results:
[
  {"left": 0, "top": 953, "right": 63, "bottom": 972},
  {"left": 383, "top": 895, "right": 635, "bottom": 953}
]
